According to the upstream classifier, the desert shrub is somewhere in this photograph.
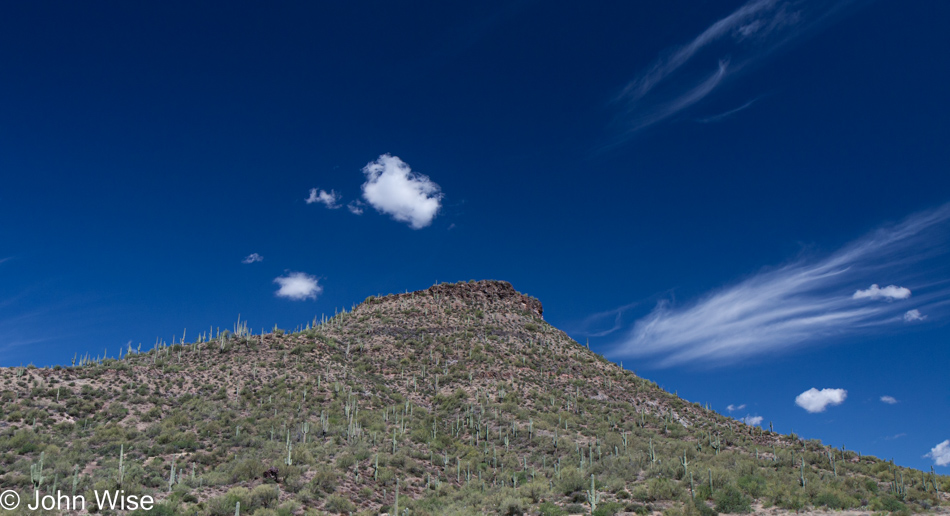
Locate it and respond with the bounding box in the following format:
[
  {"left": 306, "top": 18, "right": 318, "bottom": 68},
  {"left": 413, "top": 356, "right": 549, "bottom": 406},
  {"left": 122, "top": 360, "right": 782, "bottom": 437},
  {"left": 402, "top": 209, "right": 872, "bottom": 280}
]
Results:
[
  {"left": 276, "top": 500, "right": 300, "bottom": 515},
  {"left": 324, "top": 494, "right": 355, "bottom": 514},
  {"left": 648, "top": 477, "right": 683, "bottom": 501},
  {"left": 498, "top": 496, "right": 525, "bottom": 515},
  {"left": 593, "top": 501, "right": 624, "bottom": 516},
  {"left": 713, "top": 485, "right": 751, "bottom": 514},
  {"left": 869, "top": 495, "right": 908, "bottom": 515},
  {"left": 251, "top": 484, "right": 279, "bottom": 509},
  {"left": 522, "top": 479, "right": 551, "bottom": 503},
  {"left": 813, "top": 489, "right": 856, "bottom": 510},
  {"left": 130, "top": 502, "right": 177, "bottom": 516},
  {"left": 308, "top": 468, "right": 337, "bottom": 494},
  {"left": 230, "top": 458, "right": 266, "bottom": 482},
  {"left": 538, "top": 501, "right": 566, "bottom": 516},
  {"left": 694, "top": 483, "right": 712, "bottom": 501},
  {"left": 205, "top": 487, "right": 251, "bottom": 516},
  {"left": 557, "top": 467, "right": 587, "bottom": 495},
  {"left": 736, "top": 475, "right": 766, "bottom": 498},
  {"left": 692, "top": 498, "right": 718, "bottom": 516}
]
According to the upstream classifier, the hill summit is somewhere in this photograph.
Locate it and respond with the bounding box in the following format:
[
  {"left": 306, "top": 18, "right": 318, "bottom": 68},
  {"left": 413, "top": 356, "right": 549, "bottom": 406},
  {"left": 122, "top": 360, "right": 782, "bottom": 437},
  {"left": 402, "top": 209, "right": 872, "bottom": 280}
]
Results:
[{"left": 0, "top": 280, "right": 946, "bottom": 515}]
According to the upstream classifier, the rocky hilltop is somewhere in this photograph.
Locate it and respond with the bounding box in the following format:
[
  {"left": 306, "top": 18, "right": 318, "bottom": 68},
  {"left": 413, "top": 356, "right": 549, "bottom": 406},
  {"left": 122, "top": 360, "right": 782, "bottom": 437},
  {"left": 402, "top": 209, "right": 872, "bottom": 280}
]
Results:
[
  {"left": 382, "top": 280, "right": 544, "bottom": 319},
  {"left": 0, "top": 280, "right": 946, "bottom": 515}
]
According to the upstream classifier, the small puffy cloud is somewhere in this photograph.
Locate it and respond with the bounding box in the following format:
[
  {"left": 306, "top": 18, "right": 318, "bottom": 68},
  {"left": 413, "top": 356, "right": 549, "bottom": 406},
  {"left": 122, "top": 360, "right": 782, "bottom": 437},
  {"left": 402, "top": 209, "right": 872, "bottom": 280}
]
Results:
[
  {"left": 361, "top": 154, "right": 442, "bottom": 229},
  {"left": 925, "top": 440, "right": 950, "bottom": 466},
  {"left": 741, "top": 415, "right": 763, "bottom": 426},
  {"left": 274, "top": 272, "right": 322, "bottom": 301},
  {"left": 903, "top": 309, "right": 926, "bottom": 322},
  {"left": 853, "top": 284, "right": 911, "bottom": 301},
  {"left": 726, "top": 404, "right": 746, "bottom": 412},
  {"left": 347, "top": 200, "right": 365, "bottom": 215},
  {"left": 242, "top": 253, "right": 263, "bottom": 264},
  {"left": 306, "top": 188, "right": 342, "bottom": 209},
  {"left": 795, "top": 388, "right": 847, "bottom": 413},
  {"left": 880, "top": 395, "right": 898, "bottom": 404}
]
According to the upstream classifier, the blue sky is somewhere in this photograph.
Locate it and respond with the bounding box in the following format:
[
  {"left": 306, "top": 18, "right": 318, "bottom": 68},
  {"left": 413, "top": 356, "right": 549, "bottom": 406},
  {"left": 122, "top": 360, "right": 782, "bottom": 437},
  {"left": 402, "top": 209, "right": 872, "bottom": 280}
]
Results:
[{"left": 2, "top": 1, "right": 949, "bottom": 470}]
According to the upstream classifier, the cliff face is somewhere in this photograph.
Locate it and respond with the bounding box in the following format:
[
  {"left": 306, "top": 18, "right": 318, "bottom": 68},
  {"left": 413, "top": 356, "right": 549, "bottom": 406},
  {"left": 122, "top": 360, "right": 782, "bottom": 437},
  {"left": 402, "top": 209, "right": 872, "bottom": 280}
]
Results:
[{"left": 385, "top": 279, "right": 543, "bottom": 319}]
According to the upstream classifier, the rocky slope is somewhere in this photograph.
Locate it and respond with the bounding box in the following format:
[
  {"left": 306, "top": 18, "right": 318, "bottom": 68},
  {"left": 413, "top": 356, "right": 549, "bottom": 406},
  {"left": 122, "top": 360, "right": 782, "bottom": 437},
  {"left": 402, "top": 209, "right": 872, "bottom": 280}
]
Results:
[{"left": 0, "top": 280, "right": 946, "bottom": 515}]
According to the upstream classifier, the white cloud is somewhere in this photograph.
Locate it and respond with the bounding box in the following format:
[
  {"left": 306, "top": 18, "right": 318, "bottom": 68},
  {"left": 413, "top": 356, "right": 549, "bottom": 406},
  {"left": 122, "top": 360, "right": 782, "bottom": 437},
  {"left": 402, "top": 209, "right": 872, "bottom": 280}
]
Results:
[
  {"left": 347, "top": 200, "right": 365, "bottom": 215},
  {"left": 726, "top": 404, "right": 746, "bottom": 412},
  {"left": 614, "top": 0, "right": 853, "bottom": 136},
  {"left": 242, "top": 253, "right": 263, "bottom": 264},
  {"left": 274, "top": 272, "right": 322, "bottom": 301},
  {"left": 361, "top": 154, "right": 442, "bottom": 229},
  {"left": 880, "top": 395, "right": 898, "bottom": 404},
  {"left": 306, "top": 188, "right": 342, "bottom": 209},
  {"left": 697, "top": 98, "right": 760, "bottom": 123},
  {"left": 925, "top": 440, "right": 950, "bottom": 467},
  {"left": 853, "top": 284, "right": 911, "bottom": 300},
  {"left": 622, "top": 61, "right": 728, "bottom": 133},
  {"left": 741, "top": 415, "right": 763, "bottom": 426},
  {"left": 795, "top": 388, "right": 847, "bottom": 413},
  {"left": 608, "top": 204, "right": 950, "bottom": 367},
  {"left": 903, "top": 309, "right": 927, "bottom": 322}
]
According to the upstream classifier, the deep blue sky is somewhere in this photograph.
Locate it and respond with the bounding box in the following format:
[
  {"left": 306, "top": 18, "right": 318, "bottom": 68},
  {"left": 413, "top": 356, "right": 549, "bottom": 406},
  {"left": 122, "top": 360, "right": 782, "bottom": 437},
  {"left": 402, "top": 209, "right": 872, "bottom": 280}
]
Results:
[{"left": 3, "top": 1, "right": 949, "bottom": 469}]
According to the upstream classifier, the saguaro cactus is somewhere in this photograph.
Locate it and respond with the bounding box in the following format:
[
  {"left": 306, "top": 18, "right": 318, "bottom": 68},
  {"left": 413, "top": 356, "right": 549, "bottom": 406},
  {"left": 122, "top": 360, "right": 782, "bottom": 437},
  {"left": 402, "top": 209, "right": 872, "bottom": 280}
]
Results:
[
  {"left": 118, "top": 444, "right": 125, "bottom": 486},
  {"left": 587, "top": 474, "right": 600, "bottom": 513},
  {"left": 799, "top": 457, "right": 806, "bottom": 488}
]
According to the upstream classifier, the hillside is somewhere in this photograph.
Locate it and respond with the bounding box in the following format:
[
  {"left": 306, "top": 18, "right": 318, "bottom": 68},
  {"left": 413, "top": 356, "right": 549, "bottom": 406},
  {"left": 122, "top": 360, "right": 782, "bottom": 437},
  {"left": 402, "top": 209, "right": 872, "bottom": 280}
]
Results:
[{"left": 0, "top": 280, "right": 947, "bottom": 515}]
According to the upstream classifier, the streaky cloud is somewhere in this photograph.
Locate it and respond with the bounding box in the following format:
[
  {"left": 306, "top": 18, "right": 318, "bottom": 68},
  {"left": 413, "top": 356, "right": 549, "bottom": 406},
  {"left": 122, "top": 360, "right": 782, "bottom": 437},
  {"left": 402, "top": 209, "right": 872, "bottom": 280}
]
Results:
[
  {"left": 570, "top": 300, "right": 643, "bottom": 338},
  {"left": 618, "top": 0, "right": 779, "bottom": 103},
  {"left": 614, "top": 0, "right": 858, "bottom": 136},
  {"left": 624, "top": 61, "right": 729, "bottom": 134},
  {"left": 607, "top": 203, "right": 950, "bottom": 368},
  {"left": 696, "top": 98, "right": 759, "bottom": 123}
]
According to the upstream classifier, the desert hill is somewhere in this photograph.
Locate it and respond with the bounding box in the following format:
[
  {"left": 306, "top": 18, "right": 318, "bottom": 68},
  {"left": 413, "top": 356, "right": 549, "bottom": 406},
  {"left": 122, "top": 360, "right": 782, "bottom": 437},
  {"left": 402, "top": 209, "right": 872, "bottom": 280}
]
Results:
[{"left": 0, "top": 280, "right": 946, "bottom": 515}]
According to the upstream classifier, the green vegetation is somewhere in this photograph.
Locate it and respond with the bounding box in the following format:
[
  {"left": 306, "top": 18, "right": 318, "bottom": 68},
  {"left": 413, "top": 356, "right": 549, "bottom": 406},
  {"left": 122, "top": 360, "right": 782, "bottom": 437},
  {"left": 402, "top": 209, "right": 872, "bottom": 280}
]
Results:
[{"left": 0, "top": 280, "right": 946, "bottom": 515}]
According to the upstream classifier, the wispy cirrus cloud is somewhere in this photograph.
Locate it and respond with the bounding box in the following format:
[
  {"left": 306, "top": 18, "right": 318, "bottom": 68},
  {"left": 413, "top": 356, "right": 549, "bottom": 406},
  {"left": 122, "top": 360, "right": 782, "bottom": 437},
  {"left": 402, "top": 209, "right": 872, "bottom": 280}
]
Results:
[
  {"left": 696, "top": 97, "right": 760, "bottom": 123},
  {"left": 880, "top": 395, "right": 898, "bottom": 404},
  {"left": 607, "top": 204, "right": 950, "bottom": 367},
  {"left": 614, "top": 0, "right": 857, "bottom": 136},
  {"left": 242, "top": 253, "right": 263, "bottom": 264}
]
